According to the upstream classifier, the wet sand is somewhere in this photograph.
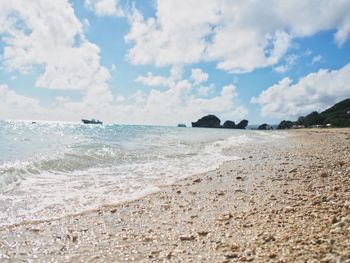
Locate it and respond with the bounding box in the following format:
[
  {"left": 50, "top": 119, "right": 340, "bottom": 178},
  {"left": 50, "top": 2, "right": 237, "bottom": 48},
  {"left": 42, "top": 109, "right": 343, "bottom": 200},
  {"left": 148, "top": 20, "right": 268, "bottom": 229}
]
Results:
[{"left": 0, "top": 129, "right": 349, "bottom": 262}]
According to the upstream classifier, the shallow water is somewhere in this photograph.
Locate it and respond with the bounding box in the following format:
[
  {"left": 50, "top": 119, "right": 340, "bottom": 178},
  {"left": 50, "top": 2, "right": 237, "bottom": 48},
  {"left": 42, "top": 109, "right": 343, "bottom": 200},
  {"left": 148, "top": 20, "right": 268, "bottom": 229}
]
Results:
[{"left": 0, "top": 120, "right": 284, "bottom": 226}]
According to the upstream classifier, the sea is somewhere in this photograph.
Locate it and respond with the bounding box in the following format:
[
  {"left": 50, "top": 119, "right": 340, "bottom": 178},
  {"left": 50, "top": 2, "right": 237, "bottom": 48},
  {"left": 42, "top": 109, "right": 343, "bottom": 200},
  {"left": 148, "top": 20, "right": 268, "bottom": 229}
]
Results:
[{"left": 0, "top": 120, "right": 285, "bottom": 226}]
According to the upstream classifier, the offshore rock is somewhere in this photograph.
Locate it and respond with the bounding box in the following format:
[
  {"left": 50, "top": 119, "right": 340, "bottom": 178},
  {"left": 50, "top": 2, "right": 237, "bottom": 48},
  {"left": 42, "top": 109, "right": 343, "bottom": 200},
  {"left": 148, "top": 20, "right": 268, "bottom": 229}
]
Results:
[
  {"left": 192, "top": 115, "right": 221, "bottom": 128},
  {"left": 223, "top": 120, "right": 236, "bottom": 128},
  {"left": 258, "top": 123, "right": 273, "bottom": 130},
  {"left": 236, "top": 120, "right": 249, "bottom": 129}
]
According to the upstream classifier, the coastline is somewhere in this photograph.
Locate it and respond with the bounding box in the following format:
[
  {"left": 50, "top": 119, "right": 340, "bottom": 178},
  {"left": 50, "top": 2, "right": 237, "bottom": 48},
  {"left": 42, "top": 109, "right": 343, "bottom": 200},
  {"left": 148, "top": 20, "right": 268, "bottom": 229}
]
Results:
[{"left": 0, "top": 129, "right": 349, "bottom": 262}]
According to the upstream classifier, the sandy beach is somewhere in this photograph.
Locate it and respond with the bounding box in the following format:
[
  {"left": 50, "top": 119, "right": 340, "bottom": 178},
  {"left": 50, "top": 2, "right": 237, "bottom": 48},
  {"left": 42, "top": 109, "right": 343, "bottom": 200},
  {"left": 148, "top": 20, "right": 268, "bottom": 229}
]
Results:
[{"left": 0, "top": 129, "right": 349, "bottom": 262}]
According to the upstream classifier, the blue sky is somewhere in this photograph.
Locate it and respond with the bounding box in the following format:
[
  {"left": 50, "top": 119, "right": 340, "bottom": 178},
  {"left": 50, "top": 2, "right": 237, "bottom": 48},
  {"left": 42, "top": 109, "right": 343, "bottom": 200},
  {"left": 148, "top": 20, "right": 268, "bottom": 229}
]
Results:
[{"left": 1, "top": 0, "right": 350, "bottom": 125}]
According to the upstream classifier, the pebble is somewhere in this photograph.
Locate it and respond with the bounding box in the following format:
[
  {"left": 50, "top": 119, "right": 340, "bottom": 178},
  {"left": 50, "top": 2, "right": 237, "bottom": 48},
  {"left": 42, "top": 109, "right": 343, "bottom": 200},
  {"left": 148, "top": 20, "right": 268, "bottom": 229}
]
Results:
[
  {"left": 197, "top": 231, "right": 209, "bottom": 236},
  {"left": 225, "top": 253, "right": 238, "bottom": 259},
  {"left": 179, "top": 235, "right": 195, "bottom": 241},
  {"left": 289, "top": 168, "right": 297, "bottom": 173},
  {"left": 320, "top": 172, "right": 328, "bottom": 177},
  {"left": 217, "top": 213, "right": 233, "bottom": 221}
]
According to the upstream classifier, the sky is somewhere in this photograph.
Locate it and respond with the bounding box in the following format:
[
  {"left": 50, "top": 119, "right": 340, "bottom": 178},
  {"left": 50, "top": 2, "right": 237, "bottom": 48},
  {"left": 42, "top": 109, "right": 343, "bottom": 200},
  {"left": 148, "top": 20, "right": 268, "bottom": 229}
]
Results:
[{"left": 0, "top": 0, "right": 350, "bottom": 126}]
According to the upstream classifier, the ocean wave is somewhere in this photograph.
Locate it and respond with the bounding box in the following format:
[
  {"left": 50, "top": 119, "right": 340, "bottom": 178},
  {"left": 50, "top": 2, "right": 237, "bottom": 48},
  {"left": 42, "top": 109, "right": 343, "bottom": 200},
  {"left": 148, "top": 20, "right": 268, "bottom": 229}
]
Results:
[{"left": 0, "top": 121, "right": 285, "bottom": 226}]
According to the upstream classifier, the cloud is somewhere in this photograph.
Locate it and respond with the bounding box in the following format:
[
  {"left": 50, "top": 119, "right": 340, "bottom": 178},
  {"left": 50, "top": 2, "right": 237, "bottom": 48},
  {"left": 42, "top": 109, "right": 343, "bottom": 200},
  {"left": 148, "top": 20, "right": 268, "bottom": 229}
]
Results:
[
  {"left": 312, "top": 55, "right": 323, "bottom": 65},
  {"left": 82, "top": 18, "right": 90, "bottom": 31},
  {"left": 0, "top": 84, "right": 43, "bottom": 120},
  {"left": 135, "top": 66, "right": 183, "bottom": 87},
  {"left": 125, "top": 3, "right": 218, "bottom": 67},
  {"left": 197, "top": 84, "right": 214, "bottom": 97},
  {"left": 0, "top": 0, "right": 113, "bottom": 104},
  {"left": 0, "top": 1, "right": 248, "bottom": 125},
  {"left": 1, "top": 64, "right": 247, "bottom": 125},
  {"left": 274, "top": 54, "right": 299, "bottom": 73},
  {"left": 136, "top": 67, "right": 209, "bottom": 89},
  {"left": 116, "top": 95, "right": 125, "bottom": 102},
  {"left": 251, "top": 63, "right": 350, "bottom": 118},
  {"left": 131, "top": 67, "right": 247, "bottom": 124},
  {"left": 0, "top": 83, "right": 111, "bottom": 121},
  {"left": 125, "top": 83, "right": 247, "bottom": 125},
  {"left": 84, "top": 0, "right": 124, "bottom": 16},
  {"left": 125, "top": 0, "right": 350, "bottom": 73},
  {"left": 191, "top": 68, "right": 208, "bottom": 86},
  {"left": 135, "top": 72, "right": 169, "bottom": 87}
]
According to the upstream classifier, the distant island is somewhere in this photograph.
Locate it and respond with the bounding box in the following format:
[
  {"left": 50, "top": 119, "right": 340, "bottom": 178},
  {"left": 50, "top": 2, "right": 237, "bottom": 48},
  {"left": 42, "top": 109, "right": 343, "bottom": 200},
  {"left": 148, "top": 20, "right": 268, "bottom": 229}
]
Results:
[
  {"left": 191, "top": 115, "right": 248, "bottom": 129},
  {"left": 190, "top": 98, "right": 350, "bottom": 130},
  {"left": 277, "top": 98, "right": 350, "bottom": 129}
]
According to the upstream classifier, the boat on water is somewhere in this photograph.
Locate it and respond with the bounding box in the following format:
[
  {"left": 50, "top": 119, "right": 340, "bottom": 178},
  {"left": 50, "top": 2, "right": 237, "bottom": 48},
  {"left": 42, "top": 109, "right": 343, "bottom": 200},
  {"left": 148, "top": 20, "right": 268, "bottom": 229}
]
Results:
[{"left": 82, "top": 119, "right": 103, "bottom": 124}]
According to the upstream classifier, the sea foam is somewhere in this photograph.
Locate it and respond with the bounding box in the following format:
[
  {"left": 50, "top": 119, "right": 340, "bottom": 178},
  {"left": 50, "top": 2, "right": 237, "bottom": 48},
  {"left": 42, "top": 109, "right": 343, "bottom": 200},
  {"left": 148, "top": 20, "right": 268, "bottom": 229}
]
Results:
[{"left": 0, "top": 121, "right": 284, "bottom": 226}]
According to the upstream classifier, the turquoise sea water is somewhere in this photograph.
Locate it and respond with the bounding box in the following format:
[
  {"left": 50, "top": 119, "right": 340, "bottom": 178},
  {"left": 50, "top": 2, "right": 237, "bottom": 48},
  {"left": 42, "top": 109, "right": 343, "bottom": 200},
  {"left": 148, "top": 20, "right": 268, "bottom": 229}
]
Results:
[{"left": 0, "top": 120, "right": 284, "bottom": 226}]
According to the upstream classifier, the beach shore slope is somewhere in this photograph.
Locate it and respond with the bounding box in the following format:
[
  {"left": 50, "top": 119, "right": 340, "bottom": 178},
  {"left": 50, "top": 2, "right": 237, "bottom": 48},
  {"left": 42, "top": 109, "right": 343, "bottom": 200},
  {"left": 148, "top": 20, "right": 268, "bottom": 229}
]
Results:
[{"left": 0, "top": 129, "right": 349, "bottom": 262}]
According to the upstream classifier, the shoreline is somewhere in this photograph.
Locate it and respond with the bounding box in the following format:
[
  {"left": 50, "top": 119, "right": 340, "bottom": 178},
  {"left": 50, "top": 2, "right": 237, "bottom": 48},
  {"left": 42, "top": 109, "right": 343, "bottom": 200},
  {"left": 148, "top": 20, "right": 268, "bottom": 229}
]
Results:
[
  {"left": 0, "top": 129, "right": 349, "bottom": 262},
  {"left": 0, "top": 129, "right": 271, "bottom": 229}
]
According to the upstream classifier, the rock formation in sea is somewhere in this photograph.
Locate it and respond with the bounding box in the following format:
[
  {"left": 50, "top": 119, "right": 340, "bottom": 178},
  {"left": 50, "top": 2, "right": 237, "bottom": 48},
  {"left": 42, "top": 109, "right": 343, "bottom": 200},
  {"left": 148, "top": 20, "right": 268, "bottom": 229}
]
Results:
[
  {"left": 235, "top": 119, "right": 249, "bottom": 129},
  {"left": 191, "top": 115, "right": 221, "bottom": 128},
  {"left": 223, "top": 120, "right": 236, "bottom": 128},
  {"left": 192, "top": 115, "right": 249, "bottom": 129},
  {"left": 258, "top": 123, "right": 273, "bottom": 130}
]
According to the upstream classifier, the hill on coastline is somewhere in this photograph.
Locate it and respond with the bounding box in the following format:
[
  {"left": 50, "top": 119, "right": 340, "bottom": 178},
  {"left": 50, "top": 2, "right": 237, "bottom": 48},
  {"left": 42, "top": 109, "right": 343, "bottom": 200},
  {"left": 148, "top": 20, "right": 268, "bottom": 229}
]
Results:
[{"left": 278, "top": 98, "right": 350, "bottom": 129}]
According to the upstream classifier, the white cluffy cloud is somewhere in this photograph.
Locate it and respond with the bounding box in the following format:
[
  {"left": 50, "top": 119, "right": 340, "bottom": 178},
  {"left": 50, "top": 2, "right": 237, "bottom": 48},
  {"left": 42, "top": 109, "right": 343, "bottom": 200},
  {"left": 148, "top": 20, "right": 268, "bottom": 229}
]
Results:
[
  {"left": 312, "top": 55, "right": 323, "bottom": 65},
  {"left": 0, "top": 0, "right": 113, "bottom": 105},
  {"left": 0, "top": 0, "right": 246, "bottom": 125},
  {"left": 0, "top": 84, "right": 44, "bottom": 120},
  {"left": 1, "top": 66, "right": 247, "bottom": 125},
  {"left": 124, "top": 83, "right": 247, "bottom": 125},
  {"left": 135, "top": 66, "right": 183, "bottom": 87},
  {"left": 84, "top": 0, "right": 124, "bottom": 16},
  {"left": 132, "top": 67, "right": 247, "bottom": 124},
  {"left": 191, "top": 68, "right": 209, "bottom": 86},
  {"left": 125, "top": 0, "right": 350, "bottom": 73},
  {"left": 251, "top": 63, "right": 350, "bottom": 118},
  {"left": 274, "top": 54, "right": 299, "bottom": 73},
  {"left": 0, "top": 83, "right": 112, "bottom": 121},
  {"left": 135, "top": 72, "right": 169, "bottom": 87}
]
